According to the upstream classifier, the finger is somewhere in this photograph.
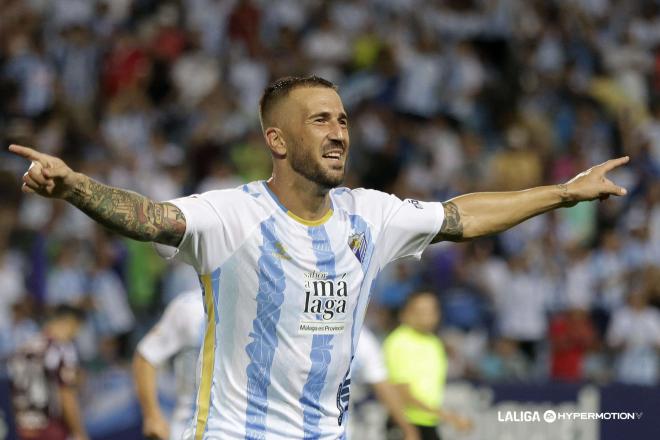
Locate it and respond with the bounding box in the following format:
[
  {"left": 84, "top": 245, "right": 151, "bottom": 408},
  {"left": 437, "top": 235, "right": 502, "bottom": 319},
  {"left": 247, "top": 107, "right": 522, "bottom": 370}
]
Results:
[
  {"left": 28, "top": 163, "right": 49, "bottom": 186},
  {"left": 23, "top": 172, "right": 42, "bottom": 191},
  {"left": 600, "top": 156, "right": 629, "bottom": 173},
  {"left": 603, "top": 181, "right": 627, "bottom": 196},
  {"left": 8, "top": 144, "right": 45, "bottom": 162},
  {"left": 42, "top": 165, "right": 68, "bottom": 179},
  {"left": 21, "top": 183, "right": 36, "bottom": 194}
]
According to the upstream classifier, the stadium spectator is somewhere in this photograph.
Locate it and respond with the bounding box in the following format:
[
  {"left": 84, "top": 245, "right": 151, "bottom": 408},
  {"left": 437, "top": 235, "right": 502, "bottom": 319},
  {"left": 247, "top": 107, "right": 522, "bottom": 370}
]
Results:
[
  {"left": 8, "top": 305, "right": 88, "bottom": 440},
  {"left": 607, "top": 287, "right": 660, "bottom": 385},
  {"left": 549, "top": 307, "right": 599, "bottom": 381},
  {"left": 477, "top": 338, "right": 529, "bottom": 383}
]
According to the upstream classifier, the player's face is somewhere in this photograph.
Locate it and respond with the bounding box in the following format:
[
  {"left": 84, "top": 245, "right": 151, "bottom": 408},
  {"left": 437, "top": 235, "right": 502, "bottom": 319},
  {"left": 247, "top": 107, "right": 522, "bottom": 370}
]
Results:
[{"left": 284, "top": 87, "right": 350, "bottom": 189}]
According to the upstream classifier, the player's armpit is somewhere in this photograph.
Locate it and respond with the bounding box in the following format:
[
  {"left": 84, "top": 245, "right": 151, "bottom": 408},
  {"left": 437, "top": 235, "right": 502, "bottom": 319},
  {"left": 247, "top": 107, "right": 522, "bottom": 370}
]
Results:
[{"left": 433, "top": 201, "right": 464, "bottom": 242}]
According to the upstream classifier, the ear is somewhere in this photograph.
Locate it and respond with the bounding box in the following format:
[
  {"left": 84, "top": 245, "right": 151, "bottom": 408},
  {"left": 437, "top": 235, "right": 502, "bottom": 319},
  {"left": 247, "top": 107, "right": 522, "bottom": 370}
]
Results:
[{"left": 264, "top": 127, "right": 287, "bottom": 157}]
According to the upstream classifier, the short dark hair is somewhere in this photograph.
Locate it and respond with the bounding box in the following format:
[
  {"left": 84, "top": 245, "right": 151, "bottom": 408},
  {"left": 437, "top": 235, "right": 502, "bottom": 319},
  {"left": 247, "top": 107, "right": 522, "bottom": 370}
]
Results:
[
  {"left": 259, "top": 75, "right": 337, "bottom": 129},
  {"left": 46, "top": 304, "right": 86, "bottom": 323},
  {"left": 402, "top": 289, "right": 438, "bottom": 311}
]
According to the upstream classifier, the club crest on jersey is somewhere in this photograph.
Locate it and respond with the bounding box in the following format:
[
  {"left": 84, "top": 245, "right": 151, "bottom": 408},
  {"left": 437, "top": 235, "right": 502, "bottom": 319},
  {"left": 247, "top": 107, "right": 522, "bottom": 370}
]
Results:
[
  {"left": 273, "top": 241, "right": 291, "bottom": 260},
  {"left": 348, "top": 232, "right": 367, "bottom": 263}
]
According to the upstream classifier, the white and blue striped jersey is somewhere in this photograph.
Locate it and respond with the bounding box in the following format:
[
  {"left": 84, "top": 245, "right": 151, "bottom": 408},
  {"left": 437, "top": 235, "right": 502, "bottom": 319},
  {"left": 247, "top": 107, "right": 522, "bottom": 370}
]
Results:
[
  {"left": 164, "top": 181, "right": 444, "bottom": 440},
  {"left": 137, "top": 290, "right": 205, "bottom": 440}
]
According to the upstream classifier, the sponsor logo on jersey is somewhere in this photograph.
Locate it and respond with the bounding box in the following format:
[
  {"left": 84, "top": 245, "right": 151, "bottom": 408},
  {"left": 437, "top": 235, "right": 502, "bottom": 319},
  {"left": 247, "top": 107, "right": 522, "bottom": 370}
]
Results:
[{"left": 300, "top": 271, "right": 348, "bottom": 335}]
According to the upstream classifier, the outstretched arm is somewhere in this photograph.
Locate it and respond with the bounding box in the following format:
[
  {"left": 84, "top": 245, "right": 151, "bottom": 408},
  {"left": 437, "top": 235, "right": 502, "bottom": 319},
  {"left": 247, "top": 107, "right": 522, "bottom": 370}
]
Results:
[
  {"left": 9, "top": 144, "right": 186, "bottom": 246},
  {"left": 434, "top": 156, "right": 629, "bottom": 242}
]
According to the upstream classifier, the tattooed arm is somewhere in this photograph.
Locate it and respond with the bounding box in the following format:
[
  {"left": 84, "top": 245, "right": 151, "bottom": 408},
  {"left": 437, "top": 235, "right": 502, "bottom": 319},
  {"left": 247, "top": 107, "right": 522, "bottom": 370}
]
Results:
[
  {"left": 68, "top": 175, "right": 185, "bottom": 245},
  {"left": 433, "top": 157, "right": 631, "bottom": 243},
  {"left": 9, "top": 144, "right": 185, "bottom": 246}
]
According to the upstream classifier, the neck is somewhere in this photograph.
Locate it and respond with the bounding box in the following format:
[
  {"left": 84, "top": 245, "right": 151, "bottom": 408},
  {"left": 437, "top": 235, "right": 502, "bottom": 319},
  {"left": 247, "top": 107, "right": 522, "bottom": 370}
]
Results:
[
  {"left": 267, "top": 172, "right": 331, "bottom": 221},
  {"left": 404, "top": 323, "right": 432, "bottom": 334}
]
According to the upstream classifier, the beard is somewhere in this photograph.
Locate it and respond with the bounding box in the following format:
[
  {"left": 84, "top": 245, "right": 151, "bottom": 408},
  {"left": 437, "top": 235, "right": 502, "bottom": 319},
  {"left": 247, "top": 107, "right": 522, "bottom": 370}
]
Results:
[{"left": 288, "top": 141, "right": 345, "bottom": 190}]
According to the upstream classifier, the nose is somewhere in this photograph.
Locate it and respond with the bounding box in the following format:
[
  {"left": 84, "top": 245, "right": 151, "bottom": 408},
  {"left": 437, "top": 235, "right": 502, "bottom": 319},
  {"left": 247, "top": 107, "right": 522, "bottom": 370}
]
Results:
[{"left": 328, "top": 121, "right": 345, "bottom": 143}]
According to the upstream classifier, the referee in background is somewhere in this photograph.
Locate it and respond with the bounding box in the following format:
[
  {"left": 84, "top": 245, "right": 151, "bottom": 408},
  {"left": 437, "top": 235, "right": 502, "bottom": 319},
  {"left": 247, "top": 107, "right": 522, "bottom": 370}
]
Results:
[{"left": 384, "top": 291, "right": 471, "bottom": 440}]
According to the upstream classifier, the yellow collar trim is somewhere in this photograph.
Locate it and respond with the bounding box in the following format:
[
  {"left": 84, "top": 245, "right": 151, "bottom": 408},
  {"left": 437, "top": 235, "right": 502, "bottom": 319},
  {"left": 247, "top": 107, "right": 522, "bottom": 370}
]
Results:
[{"left": 286, "top": 209, "right": 333, "bottom": 227}]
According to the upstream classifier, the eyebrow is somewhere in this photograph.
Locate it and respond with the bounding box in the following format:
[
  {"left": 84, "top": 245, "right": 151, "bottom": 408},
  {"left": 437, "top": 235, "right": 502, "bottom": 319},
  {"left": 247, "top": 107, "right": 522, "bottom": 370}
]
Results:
[{"left": 308, "top": 111, "right": 348, "bottom": 121}]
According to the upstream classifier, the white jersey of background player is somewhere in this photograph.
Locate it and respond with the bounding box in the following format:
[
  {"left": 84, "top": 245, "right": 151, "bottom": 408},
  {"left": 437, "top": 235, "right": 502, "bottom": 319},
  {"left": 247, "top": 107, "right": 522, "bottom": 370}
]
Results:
[
  {"left": 159, "top": 181, "right": 444, "bottom": 439},
  {"left": 136, "top": 290, "right": 205, "bottom": 440},
  {"left": 348, "top": 327, "right": 389, "bottom": 440}
]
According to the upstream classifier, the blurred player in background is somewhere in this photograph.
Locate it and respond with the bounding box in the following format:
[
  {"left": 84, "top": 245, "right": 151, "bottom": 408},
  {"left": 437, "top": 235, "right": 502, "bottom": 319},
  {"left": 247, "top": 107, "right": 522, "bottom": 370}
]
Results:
[
  {"left": 8, "top": 305, "right": 88, "bottom": 440},
  {"left": 9, "top": 74, "right": 629, "bottom": 439},
  {"left": 384, "top": 291, "right": 470, "bottom": 440},
  {"left": 349, "top": 326, "right": 419, "bottom": 440},
  {"left": 133, "top": 290, "right": 205, "bottom": 440}
]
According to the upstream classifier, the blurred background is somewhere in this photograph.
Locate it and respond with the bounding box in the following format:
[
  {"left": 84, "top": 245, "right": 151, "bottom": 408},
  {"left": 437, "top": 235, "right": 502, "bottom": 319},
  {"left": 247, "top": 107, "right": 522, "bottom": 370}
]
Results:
[{"left": 0, "top": 0, "right": 659, "bottom": 439}]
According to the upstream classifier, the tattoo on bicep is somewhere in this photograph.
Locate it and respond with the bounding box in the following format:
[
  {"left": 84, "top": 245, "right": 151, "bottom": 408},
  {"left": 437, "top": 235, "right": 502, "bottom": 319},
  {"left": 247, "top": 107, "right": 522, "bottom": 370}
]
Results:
[
  {"left": 157, "top": 202, "right": 187, "bottom": 246},
  {"left": 437, "top": 201, "right": 464, "bottom": 242},
  {"left": 68, "top": 177, "right": 185, "bottom": 245}
]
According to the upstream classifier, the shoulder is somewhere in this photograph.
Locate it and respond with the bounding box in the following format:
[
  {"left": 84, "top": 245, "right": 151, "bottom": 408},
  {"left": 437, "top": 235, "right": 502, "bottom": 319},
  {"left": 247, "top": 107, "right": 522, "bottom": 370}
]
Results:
[
  {"left": 331, "top": 187, "right": 393, "bottom": 204},
  {"left": 169, "top": 290, "right": 204, "bottom": 312},
  {"left": 331, "top": 187, "right": 402, "bottom": 219},
  {"left": 195, "top": 183, "right": 263, "bottom": 208},
  {"left": 383, "top": 325, "right": 410, "bottom": 350},
  {"left": 173, "top": 181, "right": 275, "bottom": 227}
]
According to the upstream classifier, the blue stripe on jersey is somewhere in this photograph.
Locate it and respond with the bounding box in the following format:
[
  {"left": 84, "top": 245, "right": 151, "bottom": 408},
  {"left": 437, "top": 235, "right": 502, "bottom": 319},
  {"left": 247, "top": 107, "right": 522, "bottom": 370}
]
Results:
[
  {"left": 211, "top": 267, "right": 221, "bottom": 324},
  {"left": 337, "top": 215, "right": 376, "bottom": 425},
  {"left": 244, "top": 217, "right": 286, "bottom": 439},
  {"left": 300, "top": 225, "right": 337, "bottom": 440}
]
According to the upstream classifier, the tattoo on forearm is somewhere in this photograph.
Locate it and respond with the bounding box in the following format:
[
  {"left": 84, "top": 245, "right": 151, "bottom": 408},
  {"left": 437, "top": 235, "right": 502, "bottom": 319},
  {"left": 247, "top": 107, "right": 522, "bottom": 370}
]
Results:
[
  {"left": 67, "top": 176, "right": 186, "bottom": 246},
  {"left": 437, "top": 201, "right": 464, "bottom": 242}
]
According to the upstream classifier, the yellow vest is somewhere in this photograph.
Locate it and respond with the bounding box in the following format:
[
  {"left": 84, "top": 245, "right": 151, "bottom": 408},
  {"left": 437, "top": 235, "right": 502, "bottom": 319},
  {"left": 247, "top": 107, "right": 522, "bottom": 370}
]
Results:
[{"left": 383, "top": 325, "right": 448, "bottom": 426}]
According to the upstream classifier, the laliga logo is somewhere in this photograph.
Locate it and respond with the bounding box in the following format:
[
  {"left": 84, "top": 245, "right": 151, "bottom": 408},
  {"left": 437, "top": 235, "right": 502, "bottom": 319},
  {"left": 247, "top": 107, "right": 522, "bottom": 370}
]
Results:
[{"left": 544, "top": 410, "right": 557, "bottom": 423}]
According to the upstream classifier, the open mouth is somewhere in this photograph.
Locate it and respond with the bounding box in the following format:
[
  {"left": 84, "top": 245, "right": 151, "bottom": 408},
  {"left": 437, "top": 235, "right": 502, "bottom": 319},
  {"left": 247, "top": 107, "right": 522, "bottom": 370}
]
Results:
[{"left": 322, "top": 151, "right": 343, "bottom": 161}]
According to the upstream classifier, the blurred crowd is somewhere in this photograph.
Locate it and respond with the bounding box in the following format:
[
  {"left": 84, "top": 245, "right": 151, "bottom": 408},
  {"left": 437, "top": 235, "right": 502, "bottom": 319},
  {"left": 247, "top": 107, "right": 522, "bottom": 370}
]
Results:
[{"left": 1, "top": 0, "right": 660, "bottom": 400}]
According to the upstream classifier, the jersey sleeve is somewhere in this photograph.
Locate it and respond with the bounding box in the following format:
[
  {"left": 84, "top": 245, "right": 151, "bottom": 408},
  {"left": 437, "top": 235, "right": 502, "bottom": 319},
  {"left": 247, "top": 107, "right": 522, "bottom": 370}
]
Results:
[
  {"left": 137, "top": 298, "right": 191, "bottom": 366},
  {"left": 353, "top": 329, "right": 388, "bottom": 385},
  {"left": 157, "top": 189, "right": 259, "bottom": 274},
  {"left": 355, "top": 189, "right": 444, "bottom": 267}
]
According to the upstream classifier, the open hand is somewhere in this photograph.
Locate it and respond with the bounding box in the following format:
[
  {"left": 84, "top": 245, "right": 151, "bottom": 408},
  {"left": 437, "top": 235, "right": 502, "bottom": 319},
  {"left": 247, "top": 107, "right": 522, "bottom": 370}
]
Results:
[
  {"left": 563, "top": 156, "right": 629, "bottom": 205},
  {"left": 8, "top": 144, "right": 79, "bottom": 199}
]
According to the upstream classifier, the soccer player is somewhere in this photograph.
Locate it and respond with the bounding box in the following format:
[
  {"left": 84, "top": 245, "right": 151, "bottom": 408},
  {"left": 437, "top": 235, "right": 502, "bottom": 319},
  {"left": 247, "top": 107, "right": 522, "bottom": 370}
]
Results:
[
  {"left": 8, "top": 305, "right": 88, "bottom": 440},
  {"left": 133, "top": 290, "right": 205, "bottom": 440},
  {"left": 9, "top": 75, "right": 628, "bottom": 439}
]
